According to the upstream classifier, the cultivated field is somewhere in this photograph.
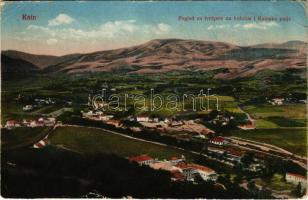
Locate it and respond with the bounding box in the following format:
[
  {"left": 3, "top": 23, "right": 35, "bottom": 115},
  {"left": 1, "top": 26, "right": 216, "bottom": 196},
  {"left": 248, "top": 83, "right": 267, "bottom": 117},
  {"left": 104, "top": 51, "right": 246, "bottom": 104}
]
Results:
[{"left": 231, "top": 128, "right": 307, "bottom": 156}]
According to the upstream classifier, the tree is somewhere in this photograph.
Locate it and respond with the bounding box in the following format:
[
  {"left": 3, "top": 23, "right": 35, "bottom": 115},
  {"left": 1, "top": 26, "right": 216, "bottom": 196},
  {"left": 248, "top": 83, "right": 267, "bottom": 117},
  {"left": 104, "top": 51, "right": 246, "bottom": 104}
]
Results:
[
  {"left": 247, "top": 181, "right": 257, "bottom": 194},
  {"left": 241, "top": 152, "right": 254, "bottom": 166},
  {"left": 294, "top": 182, "right": 302, "bottom": 197}
]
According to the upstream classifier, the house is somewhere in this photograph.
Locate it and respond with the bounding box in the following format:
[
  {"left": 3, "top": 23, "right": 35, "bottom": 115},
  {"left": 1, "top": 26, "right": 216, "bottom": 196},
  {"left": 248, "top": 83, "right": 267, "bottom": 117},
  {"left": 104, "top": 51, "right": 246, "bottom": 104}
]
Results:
[
  {"left": 225, "top": 149, "right": 243, "bottom": 163},
  {"left": 128, "top": 155, "right": 154, "bottom": 165},
  {"left": 23, "top": 105, "right": 33, "bottom": 111},
  {"left": 105, "top": 120, "right": 121, "bottom": 127},
  {"left": 44, "top": 117, "right": 56, "bottom": 126},
  {"left": 149, "top": 161, "right": 181, "bottom": 172},
  {"left": 285, "top": 173, "right": 307, "bottom": 188},
  {"left": 170, "top": 170, "right": 185, "bottom": 182},
  {"left": 153, "top": 117, "right": 159, "bottom": 122},
  {"left": 99, "top": 115, "right": 114, "bottom": 121},
  {"left": 201, "top": 128, "right": 215, "bottom": 135},
  {"left": 167, "top": 156, "right": 185, "bottom": 165},
  {"left": 22, "top": 119, "right": 30, "bottom": 127},
  {"left": 170, "top": 120, "right": 184, "bottom": 127},
  {"left": 175, "top": 162, "right": 217, "bottom": 182},
  {"left": 238, "top": 123, "right": 256, "bottom": 130},
  {"left": 164, "top": 118, "right": 170, "bottom": 123},
  {"left": 176, "top": 162, "right": 195, "bottom": 181},
  {"left": 33, "top": 139, "right": 48, "bottom": 148},
  {"left": 129, "top": 127, "right": 142, "bottom": 132},
  {"left": 136, "top": 115, "right": 150, "bottom": 122},
  {"left": 247, "top": 163, "right": 263, "bottom": 172},
  {"left": 271, "top": 98, "right": 284, "bottom": 105},
  {"left": 5, "top": 120, "right": 20, "bottom": 129},
  {"left": 38, "top": 117, "right": 44, "bottom": 122},
  {"left": 47, "top": 117, "right": 56, "bottom": 123},
  {"left": 209, "top": 136, "right": 226, "bottom": 146},
  {"left": 190, "top": 163, "right": 218, "bottom": 181},
  {"left": 29, "top": 120, "right": 43, "bottom": 128}
]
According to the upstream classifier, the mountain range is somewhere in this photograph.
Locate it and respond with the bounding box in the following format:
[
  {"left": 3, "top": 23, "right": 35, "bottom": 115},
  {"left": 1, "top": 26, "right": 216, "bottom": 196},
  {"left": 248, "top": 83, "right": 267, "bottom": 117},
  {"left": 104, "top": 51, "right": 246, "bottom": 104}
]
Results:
[{"left": 2, "top": 39, "right": 307, "bottom": 80}]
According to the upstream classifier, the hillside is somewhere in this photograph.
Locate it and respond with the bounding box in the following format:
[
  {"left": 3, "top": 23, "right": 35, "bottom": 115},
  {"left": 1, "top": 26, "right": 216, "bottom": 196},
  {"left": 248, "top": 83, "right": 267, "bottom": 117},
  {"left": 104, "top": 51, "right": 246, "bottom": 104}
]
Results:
[
  {"left": 1, "top": 55, "right": 40, "bottom": 80},
  {"left": 3, "top": 39, "right": 307, "bottom": 79},
  {"left": 2, "top": 50, "right": 81, "bottom": 69}
]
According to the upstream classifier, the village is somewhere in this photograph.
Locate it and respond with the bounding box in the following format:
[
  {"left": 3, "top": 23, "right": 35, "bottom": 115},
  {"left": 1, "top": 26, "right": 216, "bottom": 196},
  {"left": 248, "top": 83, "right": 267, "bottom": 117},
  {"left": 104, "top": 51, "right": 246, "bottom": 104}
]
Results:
[
  {"left": 2, "top": 97, "right": 307, "bottom": 196},
  {"left": 3, "top": 117, "right": 56, "bottom": 129}
]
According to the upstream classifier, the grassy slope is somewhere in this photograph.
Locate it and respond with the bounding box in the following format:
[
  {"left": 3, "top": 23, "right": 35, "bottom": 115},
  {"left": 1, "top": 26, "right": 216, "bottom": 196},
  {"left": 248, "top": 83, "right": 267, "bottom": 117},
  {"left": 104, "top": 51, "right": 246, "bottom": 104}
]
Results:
[
  {"left": 49, "top": 126, "right": 198, "bottom": 161},
  {"left": 1, "top": 127, "right": 50, "bottom": 150}
]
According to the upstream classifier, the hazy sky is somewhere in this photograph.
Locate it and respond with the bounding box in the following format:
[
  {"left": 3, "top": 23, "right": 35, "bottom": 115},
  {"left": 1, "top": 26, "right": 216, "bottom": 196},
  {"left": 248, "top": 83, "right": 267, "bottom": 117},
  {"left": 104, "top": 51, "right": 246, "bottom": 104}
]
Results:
[{"left": 1, "top": 1, "right": 307, "bottom": 56}]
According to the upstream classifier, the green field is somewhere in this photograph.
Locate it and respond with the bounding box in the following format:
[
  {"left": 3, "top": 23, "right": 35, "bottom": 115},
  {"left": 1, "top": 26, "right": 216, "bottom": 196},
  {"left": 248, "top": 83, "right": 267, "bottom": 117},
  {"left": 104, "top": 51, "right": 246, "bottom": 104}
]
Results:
[
  {"left": 243, "top": 104, "right": 306, "bottom": 119},
  {"left": 49, "top": 126, "right": 198, "bottom": 161},
  {"left": 1, "top": 127, "right": 51, "bottom": 150},
  {"left": 231, "top": 128, "right": 307, "bottom": 156},
  {"left": 242, "top": 104, "right": 306, "bottom": 129}
]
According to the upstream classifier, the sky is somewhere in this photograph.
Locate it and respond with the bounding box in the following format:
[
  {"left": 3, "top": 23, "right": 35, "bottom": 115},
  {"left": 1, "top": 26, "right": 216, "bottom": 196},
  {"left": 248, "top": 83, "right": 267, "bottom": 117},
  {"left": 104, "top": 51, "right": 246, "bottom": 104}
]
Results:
[{"left": 1, "top": 1, "right": 307, "bottom": 56}]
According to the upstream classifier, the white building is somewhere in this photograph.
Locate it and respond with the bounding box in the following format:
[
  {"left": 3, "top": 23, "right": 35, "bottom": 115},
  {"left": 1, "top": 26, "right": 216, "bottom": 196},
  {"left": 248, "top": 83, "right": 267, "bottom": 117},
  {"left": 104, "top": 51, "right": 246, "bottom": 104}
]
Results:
[
  {"left": 286, "top": 173, "right": 307, "bottom": 188},
  {"left": 136, "top": 116, "right": 150, "bottom": 122},
  {"left": 23, "top": 105, "right": 33, "bottom": 111},
  {"left": 99, "top": 115, "right": 114, "bottom": 121},
  {"left": 176, "top": 162, "right": 217, "bottom": 182},
  {"left": 168, "top": 156, "right": 185, "bottom": 165},
  {"left": 271, "top": 98, "right": 284, "bottom": 105},
  {"left": 5, "top": 120, "right": 20, "bottom": 129},
  {"left": 191, "top": 164, "right": 218, "bottom": 181},
  {"left": 38, "top": 117, "right": 44, "bottom": 122},
  {"left": 29, "top": 120, "right": 44, "bottom": 127},
  {"left": 209, "top": 136, "right": 226, "bottom": 146}
]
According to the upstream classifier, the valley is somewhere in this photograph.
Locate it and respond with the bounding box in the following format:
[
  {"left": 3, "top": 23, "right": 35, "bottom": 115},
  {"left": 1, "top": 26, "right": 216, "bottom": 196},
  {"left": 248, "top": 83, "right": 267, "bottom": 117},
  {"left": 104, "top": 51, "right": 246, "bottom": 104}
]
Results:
[{"left": 1, "top": 39, "right": 307, "bottom": 198}]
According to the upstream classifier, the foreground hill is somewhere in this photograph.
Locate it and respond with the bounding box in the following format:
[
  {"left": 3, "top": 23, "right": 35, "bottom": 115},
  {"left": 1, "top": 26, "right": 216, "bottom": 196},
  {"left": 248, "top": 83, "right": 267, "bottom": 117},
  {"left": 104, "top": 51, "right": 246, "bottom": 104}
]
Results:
[
  {"left": 1, "top": 55, "right": 40, "bottom": 80},
  {"left": 2, "top": 50, "right": 81, "bottom": 69},
  {"left": 3, "top": 39, "right": 307, "bottom": 79}
]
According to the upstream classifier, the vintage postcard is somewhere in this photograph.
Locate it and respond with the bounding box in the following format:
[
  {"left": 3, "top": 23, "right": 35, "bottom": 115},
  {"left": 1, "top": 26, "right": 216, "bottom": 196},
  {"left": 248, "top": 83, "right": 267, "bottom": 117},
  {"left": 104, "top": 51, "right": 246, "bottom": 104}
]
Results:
[{"left": 1, "top": 1, "right": 307, "bottom": 199}]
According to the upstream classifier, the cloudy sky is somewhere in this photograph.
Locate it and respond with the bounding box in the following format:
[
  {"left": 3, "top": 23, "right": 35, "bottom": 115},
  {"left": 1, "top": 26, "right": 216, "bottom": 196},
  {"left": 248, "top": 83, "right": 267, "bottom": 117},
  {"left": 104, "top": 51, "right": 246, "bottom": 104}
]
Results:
[{"left": 1, "top": 1, "right": 307, "bottom": 55}]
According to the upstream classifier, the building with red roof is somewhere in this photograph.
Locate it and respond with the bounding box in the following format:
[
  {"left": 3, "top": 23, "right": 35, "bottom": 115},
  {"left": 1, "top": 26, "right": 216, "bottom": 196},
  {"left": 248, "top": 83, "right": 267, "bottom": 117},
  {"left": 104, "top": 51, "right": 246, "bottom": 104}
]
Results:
[
  {"left": 167, "top": 155, "right": 185, "bottom": 165},
  {"left": 170, "top": 170, "right": 185, "bottom": 182},
  {"left": 128, "top": 154, "right": 154, "bottom": 165},
  {"left": 286, "top": 172, "right": 307, "bottom": 188},
  {"left": 175, "top": 162, "right": 217, "bottom": 182},
  {"left": 238, "top": 123, "right": 256, "bottom": 130},
  {"left": 209, "top": 136, "right": 226, "bottom": 146},
  {"left": 5, "top": 120, "right": 21, "bottom": 129}
]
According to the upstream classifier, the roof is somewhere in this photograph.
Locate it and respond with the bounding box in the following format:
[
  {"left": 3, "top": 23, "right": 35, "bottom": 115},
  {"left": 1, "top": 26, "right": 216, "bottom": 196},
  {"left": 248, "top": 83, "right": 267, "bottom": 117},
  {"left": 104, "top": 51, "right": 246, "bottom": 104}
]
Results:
[
  {"left": 168, "top": 156, "right": 181, "bottom": 161},
  {"left": 175, "top": 162, "right": 192, "bottom": 170},
  {"left": 189, "top": 163, "right": 215, "bottom": 173},
  {"left": 128, "top": 155, "right": 153, "bottom": 163},
  {"left": 171, "top": 170, "right": 185, "bottom": 181},
  {"left": 228, "top": 149, "right": 243, "bottom": 157},
  {"left": 175, "top": 162, "right": 215, "bottom": 173},
  {"left": 6, "top": 120, "right": 17, "bottom": 124},
  {"left": 238, "top": 123, "right": 255, "bottom": 128},
  {"left": 150, "top": 162, "right": 180, "bottom": 171},
  {"left": 210, "top": 136, "right": 225, "bottom": 143},
  {"left": 287, "top": 172, "right": 307, "bottom": 180},
  {"left": 137, "top": 115, "right": 149, "bottom": 118}
]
